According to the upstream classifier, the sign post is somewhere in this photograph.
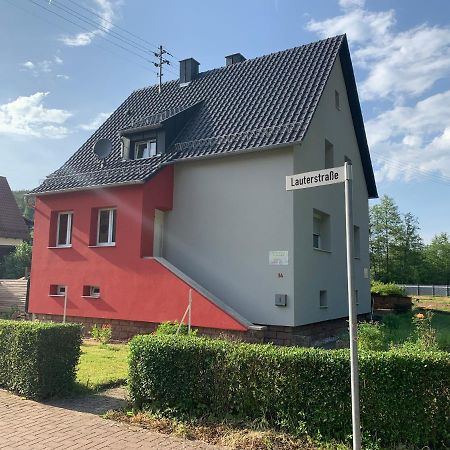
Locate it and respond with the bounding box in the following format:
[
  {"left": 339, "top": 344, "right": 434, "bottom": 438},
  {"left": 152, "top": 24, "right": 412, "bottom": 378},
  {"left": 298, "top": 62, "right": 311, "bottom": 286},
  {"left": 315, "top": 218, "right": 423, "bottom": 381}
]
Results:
[{"left": 286, "top": 161, "right": 361, "bottom": 450}]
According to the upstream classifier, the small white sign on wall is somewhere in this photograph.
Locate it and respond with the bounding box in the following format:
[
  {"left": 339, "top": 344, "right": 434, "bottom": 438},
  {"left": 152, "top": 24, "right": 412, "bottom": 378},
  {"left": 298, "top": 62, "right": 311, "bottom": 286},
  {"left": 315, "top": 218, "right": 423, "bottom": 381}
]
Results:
[{"left": 269, "top": 251, "right": 289, "bottom": 266}]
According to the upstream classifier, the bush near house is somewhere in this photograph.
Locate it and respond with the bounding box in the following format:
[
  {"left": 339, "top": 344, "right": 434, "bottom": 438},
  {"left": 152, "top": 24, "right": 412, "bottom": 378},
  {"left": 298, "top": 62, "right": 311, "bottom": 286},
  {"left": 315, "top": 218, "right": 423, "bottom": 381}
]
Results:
[
  {"left": 129, "top": 335, "right": 450, "bottom": 448},
  {"left": 0, "top": 320, "right": 82, "bottom": 399},
  {"left": 370, "top": 280, "right": 406, "bottom": 296}
]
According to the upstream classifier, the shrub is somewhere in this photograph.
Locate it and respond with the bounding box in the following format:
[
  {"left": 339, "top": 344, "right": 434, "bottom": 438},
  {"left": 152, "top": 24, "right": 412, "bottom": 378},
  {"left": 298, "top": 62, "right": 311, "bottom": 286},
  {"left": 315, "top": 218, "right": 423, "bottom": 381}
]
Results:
[
  {"left": 357, "top": 322, "right": 386, "bottom": 351},
  {"left": 0, "top": 320, "right": 82, "bottom": 399},
  {"left": 412, "top": 311, "right": 439, "bottom": 351},
  {"left": 129, "top": 335, "right": 450, "bottom": 448},
  {"left": 154, "top": 321, "right": 198, "bottom": 336},
  {"left": 1, "top": 241, "right": 32, "bottom": 279},
  {"left": 370, "top": 281, "right": 406, "bottom": 296},
  {"left": 91, "top": 323, "right": 112, "bottom": 345}
]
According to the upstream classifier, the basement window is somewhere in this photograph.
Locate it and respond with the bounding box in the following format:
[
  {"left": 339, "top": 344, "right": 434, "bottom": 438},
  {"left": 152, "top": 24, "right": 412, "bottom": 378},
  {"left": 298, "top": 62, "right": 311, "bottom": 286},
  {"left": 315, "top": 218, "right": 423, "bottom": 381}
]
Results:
[
  {"left": 83, "top": 285, "right": 100, "bottom": 298},
  {"left": 134, "top": 139, "right": 157, "bottom": 159},
  {"left": 56, "top": 212, "right": 73, "bottom": 247},
  {"left": 97, "top": 208, "right": 116, "bottom": 246},
  {"left": 50, "top": 285, "right": 66, "bottom": 296}
]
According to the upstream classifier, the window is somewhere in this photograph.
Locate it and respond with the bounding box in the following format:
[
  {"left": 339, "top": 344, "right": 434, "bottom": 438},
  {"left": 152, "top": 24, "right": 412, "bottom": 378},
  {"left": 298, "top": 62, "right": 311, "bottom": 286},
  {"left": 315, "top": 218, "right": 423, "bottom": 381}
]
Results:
[
  {"left": 313, "top": 209, "right": 331, "bottom": 251},
  {"left": 56, "top": 285, "right": 66, "bottom": 296},
  {"left": 97, "top": 208, "right": 116, "bottom": 246},
  {"left": 320, "top": 290, "right": 328, "bottom": 308},
  {"left": 325, "top": 140, "right": 334, "bottom": 169},
  {"left": 83, "top": 285, "right": 100, "bottom": 298},
  {"left": 134, "top": 140, "right": 157, "bottom": 159},
  {"left": 353, "top": 225, "right": 360, "bottom": 258},
  {"left": 50, "top": 285, "right": 66, "bottom": 296},
  {"left": 355, "top": 289, "right": 359, "bottom": 305},
  {"left": 335, "top": 90, "right": 340, "bottom": 110},
  {"left": 56, "top": 212, "right": 73, "bottom": 247}
]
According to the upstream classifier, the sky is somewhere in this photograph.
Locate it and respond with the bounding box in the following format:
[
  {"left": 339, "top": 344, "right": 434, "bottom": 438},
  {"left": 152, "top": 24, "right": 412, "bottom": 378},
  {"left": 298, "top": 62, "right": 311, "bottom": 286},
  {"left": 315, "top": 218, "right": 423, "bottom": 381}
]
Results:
[{"left": 1, "top": 0, "right": 450, "bottom": 241}]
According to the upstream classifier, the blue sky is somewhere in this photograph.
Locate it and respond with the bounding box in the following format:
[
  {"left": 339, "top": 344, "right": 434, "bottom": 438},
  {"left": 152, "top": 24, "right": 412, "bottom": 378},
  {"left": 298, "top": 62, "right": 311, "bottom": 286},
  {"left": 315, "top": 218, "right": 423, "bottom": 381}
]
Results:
[{"left": 1, "top": 0, "right": 449, "bottom": 241}]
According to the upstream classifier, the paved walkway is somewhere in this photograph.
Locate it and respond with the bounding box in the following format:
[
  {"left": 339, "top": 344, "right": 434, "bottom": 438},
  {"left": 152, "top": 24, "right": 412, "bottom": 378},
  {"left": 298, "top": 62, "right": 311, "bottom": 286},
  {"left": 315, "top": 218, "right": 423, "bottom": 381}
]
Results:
[{"left": 0, "top": 388, "right": 222, "bottom": 449}]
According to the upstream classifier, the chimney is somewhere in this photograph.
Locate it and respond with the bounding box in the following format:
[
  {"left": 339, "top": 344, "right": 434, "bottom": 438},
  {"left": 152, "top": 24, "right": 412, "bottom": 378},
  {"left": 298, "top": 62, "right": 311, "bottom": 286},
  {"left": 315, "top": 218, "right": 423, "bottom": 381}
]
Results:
[
  {"left": 225, "top": 53, "right": 246, "bottom": 66},
  {"left": 179, "top": 58, "right": 200, "bottom": 84}
]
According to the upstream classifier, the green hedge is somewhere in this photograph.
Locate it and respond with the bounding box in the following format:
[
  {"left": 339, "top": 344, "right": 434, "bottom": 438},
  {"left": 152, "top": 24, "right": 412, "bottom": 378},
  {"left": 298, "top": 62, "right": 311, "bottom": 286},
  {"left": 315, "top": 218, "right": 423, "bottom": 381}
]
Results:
[
  {"left": 371, "top": 280, "right": 406, "bottom": 296},
  {"left": 129, "top": 335, "right": 450, "bottom": 448},
  {"left": 0, "top": 320, "right": 82, "bottom": 399}
]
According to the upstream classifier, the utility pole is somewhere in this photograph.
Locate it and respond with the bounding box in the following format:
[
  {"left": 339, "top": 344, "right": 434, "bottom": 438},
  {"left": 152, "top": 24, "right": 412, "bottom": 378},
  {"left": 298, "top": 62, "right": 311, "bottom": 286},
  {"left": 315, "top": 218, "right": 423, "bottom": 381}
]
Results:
[{"left": 153, "top": 45, "right": 171, "bottom": 93}]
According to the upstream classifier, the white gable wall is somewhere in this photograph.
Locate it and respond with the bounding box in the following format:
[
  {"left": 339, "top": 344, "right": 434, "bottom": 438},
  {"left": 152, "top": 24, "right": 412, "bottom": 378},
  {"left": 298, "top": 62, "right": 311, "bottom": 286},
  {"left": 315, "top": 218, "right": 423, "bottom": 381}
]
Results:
[{"left": 293, "top": 55, "right": 371, "bottom": 325}]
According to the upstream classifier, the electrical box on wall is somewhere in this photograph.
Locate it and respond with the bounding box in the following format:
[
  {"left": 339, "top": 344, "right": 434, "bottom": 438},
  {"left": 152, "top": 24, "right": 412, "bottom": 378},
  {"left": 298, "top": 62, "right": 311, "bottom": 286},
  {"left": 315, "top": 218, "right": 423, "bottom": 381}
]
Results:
[{"left": 275, "top": 294, "right": 287, "bottom": 307}]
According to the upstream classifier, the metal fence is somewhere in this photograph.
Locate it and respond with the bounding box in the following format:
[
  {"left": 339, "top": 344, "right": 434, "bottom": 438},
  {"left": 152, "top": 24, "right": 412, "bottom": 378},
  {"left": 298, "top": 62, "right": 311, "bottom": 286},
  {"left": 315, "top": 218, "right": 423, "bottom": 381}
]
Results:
[{"left": 400, "top": 284, "right": 450, "bottom": 297}]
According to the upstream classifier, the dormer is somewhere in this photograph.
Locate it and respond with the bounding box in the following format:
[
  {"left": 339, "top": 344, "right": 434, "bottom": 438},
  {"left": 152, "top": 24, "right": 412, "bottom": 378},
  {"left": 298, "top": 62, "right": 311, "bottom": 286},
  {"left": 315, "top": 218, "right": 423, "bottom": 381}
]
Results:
[{"left": 119, "top": 102, "right": 203, "bottom": 161}]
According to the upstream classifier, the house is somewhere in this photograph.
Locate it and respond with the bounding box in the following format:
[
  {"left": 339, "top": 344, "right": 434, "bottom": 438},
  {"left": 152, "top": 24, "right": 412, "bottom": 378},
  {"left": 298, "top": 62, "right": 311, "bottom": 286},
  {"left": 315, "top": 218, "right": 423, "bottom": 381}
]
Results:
[
  {"left": 28, "top": 35, "right": 377, "bottom": 344},
  {"left": 0, "top": 177, "right": 29, "bottom": 261}
]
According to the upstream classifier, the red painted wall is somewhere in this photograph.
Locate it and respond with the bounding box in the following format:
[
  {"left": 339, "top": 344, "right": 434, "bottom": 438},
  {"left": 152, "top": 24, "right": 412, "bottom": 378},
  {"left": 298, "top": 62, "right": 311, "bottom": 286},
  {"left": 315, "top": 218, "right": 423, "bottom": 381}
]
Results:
[{"left": 28, "top": 167, "right": 247, "bottom": 331}]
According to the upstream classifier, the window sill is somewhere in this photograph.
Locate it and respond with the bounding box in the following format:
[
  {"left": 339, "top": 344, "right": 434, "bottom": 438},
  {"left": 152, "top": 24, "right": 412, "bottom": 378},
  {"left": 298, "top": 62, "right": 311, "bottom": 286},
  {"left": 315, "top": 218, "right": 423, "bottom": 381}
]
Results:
[
  {"left": 82, "top": 295, "right": 101, "bottom": 299},
  {"left": 89, "top": 244, "right": 116, "bottom": 248},
  {"left": 48, "top": 245, "right": 72, "bottom": 249},
  {"left": 319, "top": 306, "right": 328, "bottom": 309},
  {"left": 49, "top": 294, "right": 65, "bottom": 297},
  {"left": 313, "top": 247, "right": 331, "bottom": 254}
]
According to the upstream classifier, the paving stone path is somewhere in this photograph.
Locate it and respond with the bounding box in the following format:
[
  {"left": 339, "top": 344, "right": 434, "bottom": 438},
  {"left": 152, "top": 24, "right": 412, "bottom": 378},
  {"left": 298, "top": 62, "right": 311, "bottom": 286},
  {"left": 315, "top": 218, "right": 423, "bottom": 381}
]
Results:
[{"left": 0, "top": 388, "right": 223, "bottom": 449}]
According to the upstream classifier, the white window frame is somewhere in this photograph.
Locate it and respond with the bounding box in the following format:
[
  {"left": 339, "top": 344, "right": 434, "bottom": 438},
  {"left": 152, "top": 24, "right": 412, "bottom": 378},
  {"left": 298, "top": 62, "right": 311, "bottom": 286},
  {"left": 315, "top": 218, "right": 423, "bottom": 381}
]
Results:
[
  {"left": 56, "top": 212, "right": 73, "bottom": 247},
  {"left": 56, "top": 285, "right": 66, "bottom": 296},
  {"left": 133, "top": 139, "right": 157, "bottom": 159},
  {"left": 97, "top": 208, "right": 116, "bottom": 246},
  {"left": 90, "top": 286, "right": 100, "bottom": 298}
]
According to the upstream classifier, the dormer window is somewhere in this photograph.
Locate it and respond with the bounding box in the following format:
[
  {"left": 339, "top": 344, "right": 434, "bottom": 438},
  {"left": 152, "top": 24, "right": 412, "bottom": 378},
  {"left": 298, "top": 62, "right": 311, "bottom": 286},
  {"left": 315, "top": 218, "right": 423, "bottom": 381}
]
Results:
[{"left": 134, "top": 139, "right": 157, "bottom": 159}]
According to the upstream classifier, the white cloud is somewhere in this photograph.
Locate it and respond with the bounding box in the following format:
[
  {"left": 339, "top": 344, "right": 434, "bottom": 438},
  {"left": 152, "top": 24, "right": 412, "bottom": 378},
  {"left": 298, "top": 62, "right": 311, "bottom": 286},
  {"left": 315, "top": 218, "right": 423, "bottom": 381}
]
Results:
[
  {"left": 338, "top": 0, "right": 365, "bottom": 9},
  {"left": 56, "top": 74, "right": 70, "bottom": 80},
  {"left": 306, "top": 2, "right": 450, "bottom": 183},
  {"left": 60, "top": 0, "right": 119, "bottom": 47},
  {"left": 0, "top": 92, "right": 72, "bottom": 139},
  {"left": 79, "top": 112, "right": 110, "bottom": 131},
  {"left": 22, "top": 61, "right": 35, "bottom": 69},
  {"left": 367, "top": 91, "right": 450, "bottom": 182},
  {"left": 21, "top": 56, "right": 65, "bottom": 77}
]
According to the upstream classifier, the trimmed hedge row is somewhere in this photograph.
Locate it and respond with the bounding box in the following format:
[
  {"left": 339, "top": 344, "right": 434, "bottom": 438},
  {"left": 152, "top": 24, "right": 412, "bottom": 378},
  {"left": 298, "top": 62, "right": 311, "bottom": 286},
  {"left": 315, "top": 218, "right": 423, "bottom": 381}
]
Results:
[
  {"left": 0, "top": 320, "right": 82, "bottom": 399},
  {"left": 129, "top": 335, "right": 450, "bottom": 448}
]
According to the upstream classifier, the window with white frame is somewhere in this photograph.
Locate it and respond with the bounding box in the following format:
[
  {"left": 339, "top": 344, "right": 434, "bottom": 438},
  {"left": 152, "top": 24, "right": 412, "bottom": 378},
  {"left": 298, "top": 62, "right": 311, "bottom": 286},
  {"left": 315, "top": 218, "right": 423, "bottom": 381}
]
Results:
[
  {"left": 313, "top": 209, "right": 331, "bottom": 251},
  {"left": 57, "top": 212, "right": 73, "bottom": 247},
  {"left": 97, "top": 208, "right": 116, "bottom": 245},
  {"left": 83, "top": 285, "right": 100, "bottom": 298},
  {"left": 56, "top": 285, "right": 66, "bottom": 296},
  {"left": 134, "top": 140, "right": 157, "bottom": 159}
]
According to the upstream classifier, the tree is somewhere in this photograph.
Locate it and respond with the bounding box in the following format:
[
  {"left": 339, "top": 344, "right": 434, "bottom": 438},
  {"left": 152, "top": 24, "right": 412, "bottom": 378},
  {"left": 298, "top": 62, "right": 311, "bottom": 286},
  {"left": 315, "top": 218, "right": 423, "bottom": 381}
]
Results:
[
  {"left": 422, "top": 233, "right": 450, "bottom": 285},
  {"left": 1, "top": 241, "right": 32, "bottom": 279},
  {"left": 397, "top": 212, "right": 423, "bottom": 283},
  {"left": 369, "top": 195, "right": 403, "bottom": 282}
]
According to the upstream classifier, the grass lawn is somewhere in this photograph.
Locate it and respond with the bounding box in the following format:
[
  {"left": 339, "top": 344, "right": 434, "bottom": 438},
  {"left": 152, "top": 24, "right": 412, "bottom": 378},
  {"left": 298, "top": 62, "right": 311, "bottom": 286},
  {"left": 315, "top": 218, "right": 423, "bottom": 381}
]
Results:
[
  {"left": 381, "top": 296, "right": 450, "bottom": 351},
  {"left": 76, "top": 340, "right": 129, "bottom": 392}
]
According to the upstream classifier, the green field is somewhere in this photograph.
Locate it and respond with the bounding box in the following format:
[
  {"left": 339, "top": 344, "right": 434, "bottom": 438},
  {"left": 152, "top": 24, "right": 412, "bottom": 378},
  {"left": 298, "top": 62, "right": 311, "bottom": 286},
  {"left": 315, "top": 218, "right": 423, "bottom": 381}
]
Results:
[
  {"left": 381, "top": 296, "right": 450, "bottom": 351},
  {"left": 76, "top": 340, "right": 129, "bottom": 392}
]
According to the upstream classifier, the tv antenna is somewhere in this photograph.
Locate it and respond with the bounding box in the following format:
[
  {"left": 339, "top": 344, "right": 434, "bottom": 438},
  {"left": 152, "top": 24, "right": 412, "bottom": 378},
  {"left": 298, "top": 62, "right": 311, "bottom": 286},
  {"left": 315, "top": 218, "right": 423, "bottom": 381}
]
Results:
[{"left": 153, "top": 45, "right": 172, "bottom": 93}]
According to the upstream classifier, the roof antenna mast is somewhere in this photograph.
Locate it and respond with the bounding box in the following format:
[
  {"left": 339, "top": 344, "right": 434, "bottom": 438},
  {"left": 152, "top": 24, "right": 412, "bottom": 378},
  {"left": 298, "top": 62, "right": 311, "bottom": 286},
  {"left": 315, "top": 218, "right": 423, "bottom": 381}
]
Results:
[{"left": 153, "top": 45, "right": 171, "bottom": 93}]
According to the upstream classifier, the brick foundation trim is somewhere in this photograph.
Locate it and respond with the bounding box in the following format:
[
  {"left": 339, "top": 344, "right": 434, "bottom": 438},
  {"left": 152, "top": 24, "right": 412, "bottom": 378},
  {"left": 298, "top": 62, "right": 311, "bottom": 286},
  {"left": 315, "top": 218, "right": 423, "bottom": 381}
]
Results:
[{"left": 33, "top": 314, "right": 368, "bottom": 347}]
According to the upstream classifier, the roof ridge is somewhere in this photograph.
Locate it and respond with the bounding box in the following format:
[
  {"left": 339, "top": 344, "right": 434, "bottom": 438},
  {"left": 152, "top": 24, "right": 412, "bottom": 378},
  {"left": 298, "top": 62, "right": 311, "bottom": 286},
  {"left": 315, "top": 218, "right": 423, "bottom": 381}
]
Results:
[{"left": 133, "top": 35, "right": 345, "bottom": 94}]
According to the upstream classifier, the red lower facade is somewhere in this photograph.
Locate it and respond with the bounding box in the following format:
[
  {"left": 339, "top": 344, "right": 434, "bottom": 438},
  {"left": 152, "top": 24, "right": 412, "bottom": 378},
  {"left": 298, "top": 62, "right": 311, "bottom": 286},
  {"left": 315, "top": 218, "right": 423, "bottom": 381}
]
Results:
[{"left": 28, "top": 167, "right": 248, "bottom": 332}]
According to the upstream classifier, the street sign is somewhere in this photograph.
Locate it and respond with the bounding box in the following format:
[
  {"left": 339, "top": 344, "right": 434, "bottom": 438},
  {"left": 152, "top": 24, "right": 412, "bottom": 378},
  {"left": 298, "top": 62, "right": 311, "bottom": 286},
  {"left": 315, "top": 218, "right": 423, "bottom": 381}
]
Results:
[
  {"left": 285, "top": 162, "right": 361, "bottom": 450},
  {"left": 286, "top": 166, "right": 345, "bottom": 191}
]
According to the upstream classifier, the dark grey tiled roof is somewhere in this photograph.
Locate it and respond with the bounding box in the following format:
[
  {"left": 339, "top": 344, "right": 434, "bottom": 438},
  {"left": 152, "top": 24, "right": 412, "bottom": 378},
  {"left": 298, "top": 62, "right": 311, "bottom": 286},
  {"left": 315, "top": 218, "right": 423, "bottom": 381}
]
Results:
[
  {"left": 0, "top": 177, "right": 29, "bottom": 240},
  {"left": 31, "top": 35, "right": 377, "bottom": 197}
]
